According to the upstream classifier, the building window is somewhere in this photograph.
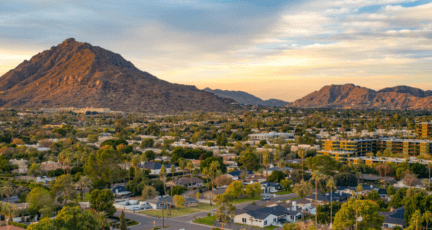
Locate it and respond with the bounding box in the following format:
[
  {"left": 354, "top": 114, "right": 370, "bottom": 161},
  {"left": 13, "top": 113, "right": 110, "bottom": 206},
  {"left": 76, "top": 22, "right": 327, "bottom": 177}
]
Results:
[
  {"left": 264, "top": 220, "right": 267, "bottom": 225},
  {"left": 242, "top": 218, "right": 246, "bottom": 223}
]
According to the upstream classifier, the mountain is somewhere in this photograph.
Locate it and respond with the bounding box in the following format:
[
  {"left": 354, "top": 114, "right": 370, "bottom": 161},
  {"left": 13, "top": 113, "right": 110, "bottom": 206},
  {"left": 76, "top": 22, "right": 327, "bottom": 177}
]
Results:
[
  {"left": 203, "top": 88, "right": 290, "bottom": 107},
  {"left": 0, "top": 38, "right": 228, "bottom": 112},
  {"left": 293, "top": 84, "right": 432, "bottom": 110}
]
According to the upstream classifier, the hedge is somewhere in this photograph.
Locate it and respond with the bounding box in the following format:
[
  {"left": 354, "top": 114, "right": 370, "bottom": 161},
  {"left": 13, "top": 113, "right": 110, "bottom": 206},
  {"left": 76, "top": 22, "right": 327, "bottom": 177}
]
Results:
[{"left": 8, "top": 221, "right": 28, "bottom": 229}]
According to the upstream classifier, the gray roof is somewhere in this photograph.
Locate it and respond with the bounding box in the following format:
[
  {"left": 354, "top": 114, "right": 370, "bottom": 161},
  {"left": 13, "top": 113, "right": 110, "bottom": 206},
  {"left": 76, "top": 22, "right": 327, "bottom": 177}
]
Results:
[{"left": 379, "top": 207, "right": 406, "bottom": 226}]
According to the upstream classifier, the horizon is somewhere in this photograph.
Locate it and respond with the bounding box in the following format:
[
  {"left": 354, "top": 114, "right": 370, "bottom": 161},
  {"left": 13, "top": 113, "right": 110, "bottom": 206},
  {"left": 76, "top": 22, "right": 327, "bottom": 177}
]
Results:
[{"left": 1, "top": 0, "right": 431, "bottom": 101}]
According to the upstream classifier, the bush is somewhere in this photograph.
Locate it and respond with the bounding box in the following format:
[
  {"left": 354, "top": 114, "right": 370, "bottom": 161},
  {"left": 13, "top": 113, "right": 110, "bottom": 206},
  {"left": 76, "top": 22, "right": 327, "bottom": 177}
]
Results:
[{"left": 9, "top": 221, "right": 28, "bottom": 229}]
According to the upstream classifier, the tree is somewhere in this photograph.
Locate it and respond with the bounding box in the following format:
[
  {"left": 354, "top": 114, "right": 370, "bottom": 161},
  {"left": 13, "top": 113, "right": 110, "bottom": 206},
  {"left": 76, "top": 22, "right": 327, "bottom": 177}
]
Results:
[
  {"left": 28, "top": 206, "right": 101, "bottom": 230},
  {"left": 159, "top": 164, "right": 168, "bottom": 221},
  {"left": 311, "top": 170, "right": 324, "bottom": 226},
  {"left": 214, "top": 174, "right": 234, "bottom": 188},
  {"left": 326, "top": 178, "right": 336, "bottom": 225},
  {"left": 423, "top": 211, "right": 432, "bottom": 230},
  {"left": 298, "top": 149, "right": 306, "bottom": 180},
  {"left": 214, "top": 193, "right": 236, "bottom": 224},
  {"left": 280, "top": 179, "right": 292, "bottom": 192},
  {"left": 387, "top": 185, "right": 396, "bottom": 195},
  {"left": 141, "top": 138, "right": 154, "bottom": 149},
  {"left": 142, "top": 185, "right": 159, "bottom": 200},
  {"left": 293, "top": 180, "right": 312, "bottom": 197},
  {"left": 196, "top": 192, "right": 201, "bottom": 206},
  {"left": 334, "top": 173, "right": 358, "bottom": 187},
  {"left": 267, "top": 170, "right": 286, "bottom": 183},
  {"left": 187, "top": 160, "right": 194, "bottom": 190},
  {"left": 50, "top": 174, "right": 76, "bottom": 205},
  {"left": 76, "top": 176, "right": 92, "bottom": 201},
  {"left": 245, "top": 183, "right": 262, "bottom": 198},
  {"left": 173, "top": 195, "right": 186, "bottom": 210},
  {"left": 84, "top": 149, "right": 122, "bottom": 185},
  {"left": 200, "top": 156, "right": 227, "bottom": 174},
  {"left": 89, "top": 189, "right": 116, "bottom": 216},
  {"left": 333, "top": 199, "right": 384, "bottom": 230},
  {"left": 263, "top": 152, "right": 270, "bottom": 178},
  {"left": 403, "top": 170, "right": 419, "bottom": 188},
  {"left": 94, "top": 211, "right": 107, "bottom": 230},
  {"left": 29, "top": 163, "right": 42, "bottom": 176},
  {"left": 427, "top": 163, "right": 432, "bottom": 191},
  {"left": 26, "top": 187, "right": 55, "bottom": 217},
  {"left": 226, "top": 181, "right": 244, "bottom": 199},
  {"left": 306, "top": 155, "right": 339, "bottom": 175},
  {"left": 87, "top": 134, "right": 98, "bottom": 143},
  {"left": 0, "top": 202, "right": 15, "bottom": 230},
  {"left": 119, "top": 210, "right": 127, "bottom": 230},
  {"left": 238, "top": 149, "right": 260, "bottom": 171},
  {"left": 0, "top": 184, "right": 14, "bottom": 203},
  {"left": 409, "top": 210, "right": 422, "bottom": 230}
]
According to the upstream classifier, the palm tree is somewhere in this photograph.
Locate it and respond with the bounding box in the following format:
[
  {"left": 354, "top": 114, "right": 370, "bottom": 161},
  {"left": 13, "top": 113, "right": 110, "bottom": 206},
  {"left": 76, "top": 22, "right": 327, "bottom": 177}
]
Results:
[
  {"left": 187, "top": 161, "right": 194, "bottom": 190},
  {"left": 0, "top": 202, "right": 15, "bottom": 230},
  {"left": 179, "top": 158, "right": 187, "bottom": 176},
  {"left": 76, "top": 176, "right": 92, "bottom": 201},
  {"left": 263, "top": 152, "right": 270, "bottom": 178},
  {"left": 95, "top": 211, "right": 107, "bottom": 229},
  {"left": 356, "top": 172, "right": 362, "bottom": 185},
  {"left": 298, "top": 149, "right": 306, "bottom": 180},
  {"left": 423, "top": 211, "right": 432, "bottom": 230},
  {"left": 326, "top": 178, "right": 336, "bottom": 225},
  {"left": 159, "top": 164, "right": 169, "bottom": 218},
  {"left": 311, "top": 170, "right": 324, "bottom": 227},
  {"left": 411, "top": 210, "right": 422, "bottom": 230},
  {"left": 427, "top": 163, "right": 432, "bottom": 191},
  {"left": 0, "top": 184, "right": 14, "bottom": 203}
]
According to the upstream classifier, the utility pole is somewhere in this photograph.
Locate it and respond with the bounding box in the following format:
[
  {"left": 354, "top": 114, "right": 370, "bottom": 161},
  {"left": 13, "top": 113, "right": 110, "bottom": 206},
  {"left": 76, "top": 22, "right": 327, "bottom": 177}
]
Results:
[{"left": 249, "top": 216, "right": 254, "bottom": 230}]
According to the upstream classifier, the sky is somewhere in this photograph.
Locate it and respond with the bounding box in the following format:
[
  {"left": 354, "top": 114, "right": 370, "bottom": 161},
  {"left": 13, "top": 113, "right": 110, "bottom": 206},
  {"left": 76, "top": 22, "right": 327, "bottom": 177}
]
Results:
[{"left": 1, "top": 0, "right": 431, "bottom": 101}]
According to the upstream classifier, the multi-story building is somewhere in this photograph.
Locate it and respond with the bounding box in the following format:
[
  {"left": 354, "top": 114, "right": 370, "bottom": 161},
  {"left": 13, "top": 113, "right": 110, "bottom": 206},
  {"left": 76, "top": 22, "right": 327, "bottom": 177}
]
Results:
[
  {"left": 378, "top": 138, "right": 432, "bottom": 155},
  {"left": 416, "top": 122, "right": 432, "bottom": 139},
  {"left": 317, "top": 150, "right": 356, "bottom": 163},
  {"left": 321, "top": 139, "right": 377, "bottom": 157}
]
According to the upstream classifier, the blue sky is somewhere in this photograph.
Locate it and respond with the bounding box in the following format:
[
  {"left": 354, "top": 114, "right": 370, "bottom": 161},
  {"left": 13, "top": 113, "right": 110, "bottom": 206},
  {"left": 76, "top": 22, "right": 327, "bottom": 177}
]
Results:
[{"left": 0, "top": 0, "right": 431, "bottom": 101}]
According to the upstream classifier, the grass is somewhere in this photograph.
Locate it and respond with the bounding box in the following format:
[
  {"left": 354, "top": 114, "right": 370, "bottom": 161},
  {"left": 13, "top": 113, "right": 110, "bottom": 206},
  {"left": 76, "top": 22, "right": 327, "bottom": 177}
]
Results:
[
  {"left": 147, "top": 226, "right": 169, "bottom": 230},
  {"left": 140, "top": 203, "right": 220, "bottom": 217},
  {"left": 194, "top": 215, "right": 216, "bottom": 226},
  {"left": 274, "top": 190, "right": 293, "bottom": 195},
  {"left": 235, "top": 223, "right": 279, "bottom": 230},
  {"left": 231, "top": 196, "right": 262, "bottom": 204}
]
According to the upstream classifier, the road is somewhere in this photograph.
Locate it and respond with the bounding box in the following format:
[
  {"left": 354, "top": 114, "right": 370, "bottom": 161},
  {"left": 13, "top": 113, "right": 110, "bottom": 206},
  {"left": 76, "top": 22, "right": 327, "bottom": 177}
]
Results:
[{"left": 116, "top": 193, "right": 298, "bottom": 230}]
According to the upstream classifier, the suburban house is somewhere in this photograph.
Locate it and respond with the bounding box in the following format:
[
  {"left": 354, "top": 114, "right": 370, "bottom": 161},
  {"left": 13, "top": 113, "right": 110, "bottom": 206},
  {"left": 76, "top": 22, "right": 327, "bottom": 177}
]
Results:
[
  {"left": 260, "top": 181, "right": 281, "bottom": 193},
  {"left": 166, "top": 177, "right": 204, "bottom": 188},
  {"left": 9, "top": 159, "right": 28, "bottom": 174},
  {"left": 379, "top": 207, "right": 407, "bottom": 229},
  {"left": 291, "top": 198, "right": 317, "bottom": 214},
  {"left": 268, "top": 165, "right": 293, "bottom": 174},
  {"left": 337, "top": 184, "right": 379, "bottom": 195},
  {"left": 234, "top": 204, "right": 302, "bottom": 228},
  {"left": 146, "top": 196, "right": 198, "bottom": 209},
  {"left": 203, "top": 188, "right": 226, "bottom": 201},
  {"left": 305, "top": 192, "right": 351, "bottom": 203},
  {"left": 40, "top": 161, "right": 69, "bottom": 171},
  {"left": 139, "top": 162, "right": 176, "bottom": 175},
  {"left": 111, "top": 184, "right": 131, "bottom": 198},
  {"left": 227, "top": 170, "right": 254, "bottom": 180},
  {"left": 360, "top": 174, "right": 396, "bottom": 184}
]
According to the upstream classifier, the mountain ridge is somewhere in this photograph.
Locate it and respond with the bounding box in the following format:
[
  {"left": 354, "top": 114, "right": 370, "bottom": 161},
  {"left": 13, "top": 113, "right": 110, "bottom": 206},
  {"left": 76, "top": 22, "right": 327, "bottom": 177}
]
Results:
[
  {"left": 0, "top": 38, "right": 228, "bottom": 112},
  {"left": 293, "top": 84, "right": 432, "bottom": 110},
  {"left": 203, "top": 87, "right": 290, "bottom": 107}
]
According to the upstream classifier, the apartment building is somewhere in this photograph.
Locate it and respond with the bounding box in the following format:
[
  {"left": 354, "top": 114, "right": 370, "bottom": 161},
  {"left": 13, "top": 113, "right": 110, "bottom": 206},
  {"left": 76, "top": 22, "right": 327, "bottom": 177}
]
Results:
[{"left": 416, "top": 122, "right": 432, "bottom": 139}]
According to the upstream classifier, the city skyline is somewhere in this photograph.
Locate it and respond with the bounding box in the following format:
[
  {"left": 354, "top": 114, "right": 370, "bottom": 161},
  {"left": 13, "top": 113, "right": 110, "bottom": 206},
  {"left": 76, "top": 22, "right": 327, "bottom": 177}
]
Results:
[{"left": 1, "top": 0, "right": 431, "bottom": 101}]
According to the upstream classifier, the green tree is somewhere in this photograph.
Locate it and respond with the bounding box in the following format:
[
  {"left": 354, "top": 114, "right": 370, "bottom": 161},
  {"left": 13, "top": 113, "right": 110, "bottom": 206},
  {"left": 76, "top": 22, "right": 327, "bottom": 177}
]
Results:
[
  {"left": 28, "top": 206, "right": 101, "bottom": 230},
  {"left": 173, "top": 195, "right": 186, "bottom": 210},
  {"left": 76, "top": 176, "right": 92, "bottom": 201},
  {"left": 311, "top": 170, "right": 324, "bottom": 226},
  {"left": 238, "top": 149, "right": 260, "bottom": 171},
  {"left": 280, "top": 179, "right": 292, "bottom": 192},
  {"left": 326, "top": 178, "right": 336, "bottom": 225},
  {"left": 267, "top": 171, "right": 286, "bottom": 183},
  {"left": 409, "top": 210, "right": 423, "bottom": 230},
  {"left": 87, "top": 134, "right": 98, "bottom": 143},
  {"left": 26, "top": 187, "right": 55, "bottom": 217},
  {"left": 298, "top": 149, "right": 306, "bottom": 180},
  {"left": 263, "top": 152, "right": 270, "bottom": 178},
  {"left": 226, "top": 181, "right": 244, "bottom": 199},
  {"left": 84, "top": 149, "right": 122, "bottom": 184},
  {"left": 89, "top": 189, "right": 116, "bottom": 216},
  {"left": 50, "top": 174, "right": 76, "bottom": 205},
  {"left": 333, "top": 199, "right": 384, "bottom": 230},
  {"left": 140, "top": 138, "right": 154, "bottom": 148},
  {"left": 0, "top": 184, "right": 14, "bottom": 203},
  {"left": 142, "top": 185, "right": 159, "bottom": 200},
  {"left": 293, "top": 180, "right": 312, "bottom": 197},
  {"left": 0, "top": 202, "right": 15, "bottom": 230},
  {"left": 423, "top": 211, "right": 432, "bottom": 230},
  {"left": 245, "top": 182, "right": 262, "bottom": 198},
  {"left": 119, "top": 210, "right": 127, "bottom": 230},
  {"left": 387, "top": 185, "right": 396, "bottom": 195}
]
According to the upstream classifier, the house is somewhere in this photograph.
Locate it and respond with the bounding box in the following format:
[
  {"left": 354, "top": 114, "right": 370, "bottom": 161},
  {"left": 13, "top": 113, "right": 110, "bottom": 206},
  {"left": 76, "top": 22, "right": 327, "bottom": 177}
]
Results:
[
  {"left": 146, "top": 196, "right": 198, "bottom": 209},
  {"left": 113, "top": 199, "right": 152, "bottom": 211},
  {"left": 379, "top": 207, "right": 407, "bottom": 229},
  {"left": 291, "top": 198, "right": 317, "bottom": 214},
  {"left": 305, "top": 192, "right": 351, "bottom": 203},
  {"left": 337, "top": 184, "right": 379, "bottom": 195},
  {"left": 234, "top": 205, "right": 302, "bottom": 228},
  {"left": 227, "top": 170, "right": 254, "bottom": 180},
  {"left": 40, "top": 161, "right": 69, "bottom": 171},
  {"left": 166, "top": 177, "right": 204, "bottom": 188},
  {"left": 268, "top": 166, "right": 293, "bottom": 174},
  {"left": 260, "top": 182, "right": 281, "bottom": 193},
  {"left": 9, "top": 159, "right": 28, "bottom": 174},
  {"left": 139, "top": 162, "right": 176, "bottom": 175},
  {"left": 378, "top": 188, "right": 390, "bottom": 200},
  {"left": 111, "top": 184, "right": 131, "bottom": 197},
  {"left": 203, "top": 188, "right": 226, "bottom": 201},
  {"left": 360, "top": 174, "right": 395, "bottom": 184}
]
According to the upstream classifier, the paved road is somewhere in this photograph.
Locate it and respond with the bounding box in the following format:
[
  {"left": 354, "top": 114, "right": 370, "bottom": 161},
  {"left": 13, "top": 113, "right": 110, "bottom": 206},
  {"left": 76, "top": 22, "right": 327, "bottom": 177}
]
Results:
[{"left": 116, "top": 193, "right": 298, "bottom": 230}]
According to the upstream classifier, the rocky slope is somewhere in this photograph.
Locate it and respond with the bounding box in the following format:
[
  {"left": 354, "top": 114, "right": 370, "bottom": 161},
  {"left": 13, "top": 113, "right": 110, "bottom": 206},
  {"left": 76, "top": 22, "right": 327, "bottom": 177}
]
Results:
[
  {"left": 0, "top": 38, "right": 228, "bottom": 112},
  {"left": 293, "top": 84, "right": 432, "bottom": 110},
  {"left": 203, "top": 88, "right": 290, "bottom": 107}
]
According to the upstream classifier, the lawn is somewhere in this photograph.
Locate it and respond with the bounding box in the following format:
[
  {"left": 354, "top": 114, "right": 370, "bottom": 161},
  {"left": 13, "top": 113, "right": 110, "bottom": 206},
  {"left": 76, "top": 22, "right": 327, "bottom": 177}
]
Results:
[
  {"left": 274, "top": 190, "right": 293, "bottom": 195},
  {"left": 82, "top": 193, "right": 91, "bottom": 202},
  {"left": 235, "top": 223, "right": 279, "bottom": 230},
  {"left": 231, "top": 196, "right": 262, "bottom": 204},
  {"left": 140, "top": 203, "right": 220, "bottom": 217},
  {"left": 193, "top": 215, "right": 216, "bottom": 225}
]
